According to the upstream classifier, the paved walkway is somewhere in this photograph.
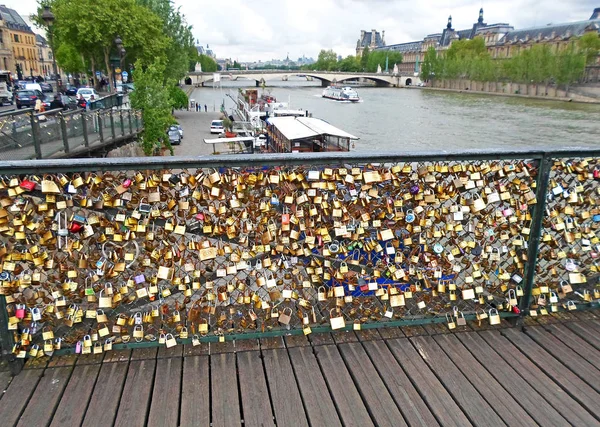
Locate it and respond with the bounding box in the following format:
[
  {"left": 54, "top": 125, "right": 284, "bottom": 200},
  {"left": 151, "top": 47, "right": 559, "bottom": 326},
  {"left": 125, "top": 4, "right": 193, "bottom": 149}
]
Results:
[{"left": 1, "top": 310, "right": 599, "bottom": 427}]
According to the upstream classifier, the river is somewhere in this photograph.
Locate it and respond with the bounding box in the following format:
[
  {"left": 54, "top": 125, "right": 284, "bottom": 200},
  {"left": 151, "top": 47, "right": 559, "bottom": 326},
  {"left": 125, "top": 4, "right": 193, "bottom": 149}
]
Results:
[{"left": 191, "top": 78, "right": 600, "bottom": 152}]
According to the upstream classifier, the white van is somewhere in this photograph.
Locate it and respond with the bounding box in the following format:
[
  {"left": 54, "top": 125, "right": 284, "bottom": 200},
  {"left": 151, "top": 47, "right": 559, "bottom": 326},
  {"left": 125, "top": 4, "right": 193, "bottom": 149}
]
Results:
[
  {"left": 210, "top": 120, "right": 224, "bottom": 134},
  {"left": 25, "top": 83, "right": 42, "bottom": 93}
]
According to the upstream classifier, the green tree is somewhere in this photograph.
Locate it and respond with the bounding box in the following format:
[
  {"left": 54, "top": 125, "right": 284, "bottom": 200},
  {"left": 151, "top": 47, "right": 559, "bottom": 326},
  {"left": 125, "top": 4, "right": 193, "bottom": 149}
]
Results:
[
  {"left": 130, "top": 59, "right": 175, "bottom": 155},
  {"left": 420, "top": 47, "right": 438, "bottom": 80},
  {"left": 169, "top": 85, "right": 188, "bottom": 110},
  {"left": 315, "top": 49, "right": 338, "bottom": 71},
  {"left": 232, "top": 60, "right": 241, "bottom": 69},
  {"left": 365, "top": 51, "right": 402, "bottom": 73},
  {"left": 578, "top": 32, "right": 600, "bottom": 65},
  {"left": 360, "top": 46, "right": 370, "bottom": 71},
  {"left": 337, "top": 55, "right": 360, "bottom": 72},
  {"left": 554, "top": 43, "right": 586, "bottom": 92},
  {"left": 54, "top": 42, "right": 86, "bottom": 74},
  {"left": 198, "top": 54, "right": 218, "bottom": 72}
]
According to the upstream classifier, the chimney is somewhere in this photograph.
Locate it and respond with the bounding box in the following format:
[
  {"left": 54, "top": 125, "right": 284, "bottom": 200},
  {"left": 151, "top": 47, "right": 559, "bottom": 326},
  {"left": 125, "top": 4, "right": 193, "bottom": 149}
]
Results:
[
  {"left": 371, "top": 29, "right": 376, "bottom": 46},
  {"left": 382, "top": 30, "right": 385, "bottom": 45},
  {"left": 590, "top": 7, "right": 600, "bottom": 20},
  {"left": 361, "top": 30, "right": 365, "bottom": 41}
]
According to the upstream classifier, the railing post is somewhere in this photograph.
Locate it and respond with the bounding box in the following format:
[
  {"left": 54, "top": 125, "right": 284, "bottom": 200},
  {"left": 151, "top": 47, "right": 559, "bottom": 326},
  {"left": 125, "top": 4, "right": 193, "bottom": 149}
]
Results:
[
  {"left": 98, "top": 112, "right": 104, "bottom": 143},
  {"left": 59, "top": 112, "right": 70, "bottom": 154},
  {"left": 81, "top": 112, "right": 89, "bottom": 147},
  {"left": 519, "top": 155, "right": 553, "bottom": 316},
  {"left": 0, "top": 295, "right": 22, "bottom": 375},
  {"left": 110, "top": 111, "right": 116, "bottom": 140},
  {"left": 128, "top": 110, "right": 133, "bottom": 135},
  {"left": 29, "top": 113, "right": 42, "bottom": 159},
  {"left": 120, "top": 110, "right": 125, "bottom": 136}
]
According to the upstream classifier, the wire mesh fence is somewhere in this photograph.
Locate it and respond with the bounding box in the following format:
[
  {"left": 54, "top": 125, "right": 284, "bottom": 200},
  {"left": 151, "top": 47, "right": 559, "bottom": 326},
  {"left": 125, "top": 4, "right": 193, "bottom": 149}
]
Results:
[{"left": 3, "top": 152, "right": 590, "bottom": 359}]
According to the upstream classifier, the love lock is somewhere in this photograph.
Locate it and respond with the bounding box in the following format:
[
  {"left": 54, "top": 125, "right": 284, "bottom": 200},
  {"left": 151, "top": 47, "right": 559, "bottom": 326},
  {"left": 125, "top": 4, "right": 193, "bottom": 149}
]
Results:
[{"left": 102, "top": 240, "right": 140, "bottom": 269}]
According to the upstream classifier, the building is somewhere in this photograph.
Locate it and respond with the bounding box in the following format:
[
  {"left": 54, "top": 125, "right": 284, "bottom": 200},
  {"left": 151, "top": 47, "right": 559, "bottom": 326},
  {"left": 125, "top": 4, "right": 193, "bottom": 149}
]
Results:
[
  {"left": 0, "top": 11, "right": 14, "bottom": 73},
  {"left": 356, "top": 29, "right": 385, "bottom": 57},
  {"left": 0, "top": 5, "right": 38, "bottom": 79},
  {"left": 372, "top": 8, "right": 600, "bottom": 75},
  {"left": 36, "top": 34, "right": 60, "bottom": 78}
]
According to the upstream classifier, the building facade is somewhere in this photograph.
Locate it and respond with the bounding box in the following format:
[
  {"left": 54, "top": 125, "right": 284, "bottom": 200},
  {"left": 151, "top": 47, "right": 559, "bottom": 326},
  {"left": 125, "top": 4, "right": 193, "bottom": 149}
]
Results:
[
  {"left": 356, "top": 29, "right": 385, "bottom": 57},
  {"left": 0, "top": 5, "right": 38, "bottom": 79},
  {"left": 0, "top": 13, "right": 14, "bottom": 73},
  {"left": 371, "top": 8, "right": 600, "bottom": 76},
  {"left": 36, "top": 34, "right": 61, "bottom": 78}
]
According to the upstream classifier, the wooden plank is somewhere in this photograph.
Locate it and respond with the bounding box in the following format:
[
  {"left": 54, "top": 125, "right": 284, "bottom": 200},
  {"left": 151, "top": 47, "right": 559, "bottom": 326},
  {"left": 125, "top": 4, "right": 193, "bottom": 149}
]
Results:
[
  {"left": 400, "top": 325, "right": 428, "bottom": 337},
  {"left": 180, "top": 356, "right": 210, "bottom": 427},
  {"left": 259, "top": 337, "right": 285, "bottom": 350},
  {"left": 103, "top": 349, "right": 131, "bottom": 363},
  {"left": 354, "top": 328, "right": 381, "bottom": 342},
  {"left": 410, "top": 336, "right": 504, "bottom": 427},
  {"left": 457, "top": 332, "right": 571, "bottom": 427},
  {"left": 313, "top": 345, "right": 374, "bottom": 427},
  {"left": 50, "top": 364, "right": 101, "bottom": 427},
  {"left": 211, "top": 340, "right": 237, "bottom": 354},
  {"left": 211, "top": 352, "right": 241, "bottom": 427},
  {"left": 0, "top": 370, "right": 12, "bottom": 396},
  {"left": 47, "top": 354, "right": 77, "bottom": 367},
  {"left": 237, "top": 351, "right": 275, "bottom": 427},
  {"left": 501, "top": 328, "right": 600, "bottom": 416},
  {"left": 130, "top": 347, "right": 158, "bottom": 361},
  {"left": 480, "top": 330, "right": 599, "bottom": 426},
  {"left": 362, "top": 340, "right": 439, "bottom": 427},
  {"left": 309, "top": 332, "right": 335, "bottom": 346},
  {"left": 157, "top": 345, "right": 183, "bottom": 359},
  {"left": 0, "top": 369, "right": 43, "bottom": 426},
  {"left": 433, "top": 334, "right": 537, "bottom": 426},
  {"left": 545, "top": 323, "right": 600, "bottom": 366},
  {"left": 262, "top": 348, "right": 309, "bottom": 427},
  {"left": 338, "top": 342, "right": 407, "bottom": 427},
  {"left": 386, "top": 338, "right": 471, "bottom": 427},
  {"left": 16, "top": 366, "right": 73, "bottom": 427},
  {"left": 284, "top": 334, "right": 310, "bottom": 348},
  {"left": 76, "top": 352, "right": 104, "bottom": 365},
  {"left": 524, "top": 326, "right": 600, "bottom": 391},
  {"left": 183, "top": 343, "right": 209, "bottom": 356},
  {"left": 332, "top": 331, "right": 359, "bottom": 344},
  {"left": 565, "top": 321, "right": 600, "bottom": 350},
  {"left": 235, "top": 338, "right": 260, "bottom": 352},
  {"left": 147, "top": 357, "right": 182, "bottom": 427},
  {"left": 82, "top": 362, "right": 129, "bottom": 427},
  {"left": 377, "top": 326, "right": 404, "bottom": 339},
  {"left": 113, "top": 359, "right": 156, "bottom": 427},
  {"left": 287, "top": 346, "right": 342, "bottom": 427}
]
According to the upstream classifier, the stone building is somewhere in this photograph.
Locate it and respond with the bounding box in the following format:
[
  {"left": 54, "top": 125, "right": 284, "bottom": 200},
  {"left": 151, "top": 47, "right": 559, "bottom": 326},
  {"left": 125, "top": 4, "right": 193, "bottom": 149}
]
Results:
[
  {"left": 0, "top": 5, "right": 38, "bottom": 79},
  {"left": 0, "top": 11, "right": 14, "bottom": 72},
  {"left": 372, "top": 8, "right": 600, "bottom": 76},
  {"left": 36, "top": 34, "right": 62, "bottom": 79},
  {"left": 356, "top": 29, "right": 385, "bottom": 57}
]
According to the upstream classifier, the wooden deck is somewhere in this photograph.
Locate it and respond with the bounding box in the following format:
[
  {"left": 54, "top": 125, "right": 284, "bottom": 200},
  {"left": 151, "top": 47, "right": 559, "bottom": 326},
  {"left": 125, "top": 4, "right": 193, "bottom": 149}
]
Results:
[{"left": 1, "top": 311, "right": 600, "bottom": 427}]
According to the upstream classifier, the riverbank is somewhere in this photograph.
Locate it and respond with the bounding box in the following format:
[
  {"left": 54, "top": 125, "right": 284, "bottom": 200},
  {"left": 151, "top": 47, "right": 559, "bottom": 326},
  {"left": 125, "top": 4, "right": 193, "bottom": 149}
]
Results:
[{"left": 414, "top": 80, "right": 600, "bottom": 104}]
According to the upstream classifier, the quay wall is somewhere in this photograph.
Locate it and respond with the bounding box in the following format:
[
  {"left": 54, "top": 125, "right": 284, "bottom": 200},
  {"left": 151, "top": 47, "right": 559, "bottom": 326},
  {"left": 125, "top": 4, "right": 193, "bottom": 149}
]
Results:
[{"left": 423, "top": 79, "right": 600, "bottom": 103}]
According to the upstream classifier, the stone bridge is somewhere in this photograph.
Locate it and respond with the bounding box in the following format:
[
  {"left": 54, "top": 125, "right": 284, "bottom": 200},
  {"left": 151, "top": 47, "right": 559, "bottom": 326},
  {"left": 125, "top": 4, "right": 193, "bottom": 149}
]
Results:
[{"left": 184, "top": 70, "right": 420, "bottom": 88}]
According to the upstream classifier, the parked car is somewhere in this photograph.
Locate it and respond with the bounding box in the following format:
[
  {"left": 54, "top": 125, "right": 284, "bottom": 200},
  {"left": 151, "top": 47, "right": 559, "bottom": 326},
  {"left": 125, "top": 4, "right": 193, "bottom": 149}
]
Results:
[
  {"left": 24, "top": 83, "right": 43, "bottom": 93},
  {"left": 61, "top": 95, "right": 78, "bottom": 110},
  {"left": 65, "top": 85, "right": 78, "bottom": 96},
  {"left": 171, "top": 124, "right": 183, "bottom": 139},
  {"left": 15, "top": 90, "right": 45, "bottom": 109},
  {"left": 40, "top": 82, "right": 53, "bottom": 93},
  {"left": 167, "top": 127, "right": 181, "bottom": 145},
  {"left": 210, "top": 120, "right": 224, "bottom": 134},
  {"left": 76, "top": 88, "right": 99, "bottom": 101}
]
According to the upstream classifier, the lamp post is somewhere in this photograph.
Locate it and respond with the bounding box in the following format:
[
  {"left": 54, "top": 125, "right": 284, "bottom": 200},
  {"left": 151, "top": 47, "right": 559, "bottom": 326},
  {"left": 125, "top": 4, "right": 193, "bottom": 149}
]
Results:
[
  {"left": 41, "top": 6, "right": 61, "bottom": 91},
  {"left": 112, "top": 35, "right": 126, "bottom": 92}
]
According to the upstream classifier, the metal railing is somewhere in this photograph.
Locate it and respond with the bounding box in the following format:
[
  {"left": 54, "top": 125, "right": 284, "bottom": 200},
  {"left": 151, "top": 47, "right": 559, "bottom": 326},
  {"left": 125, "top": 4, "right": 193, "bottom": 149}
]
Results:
[
  {"left": 0, "top": 107, "right": 142, "bottom": 160},
  {"left": 0, "top": 148, "right": 598, "bottom": 367}
]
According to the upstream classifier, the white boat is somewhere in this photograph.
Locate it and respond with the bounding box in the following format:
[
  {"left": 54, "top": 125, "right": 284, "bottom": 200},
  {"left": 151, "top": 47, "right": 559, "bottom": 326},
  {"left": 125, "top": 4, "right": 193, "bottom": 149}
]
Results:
[{"left": 322, "top": 86, "right": 360, "bottom": 102}]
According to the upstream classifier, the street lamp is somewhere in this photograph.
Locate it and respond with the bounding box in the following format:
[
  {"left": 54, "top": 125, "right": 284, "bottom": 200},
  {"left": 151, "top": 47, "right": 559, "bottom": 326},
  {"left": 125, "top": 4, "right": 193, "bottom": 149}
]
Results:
[
  {"left": 41, "top": 6, "right": 60, "bottom": 90},
  {"left": 112, "top": 35, "right": 126, "bottom": 91}
]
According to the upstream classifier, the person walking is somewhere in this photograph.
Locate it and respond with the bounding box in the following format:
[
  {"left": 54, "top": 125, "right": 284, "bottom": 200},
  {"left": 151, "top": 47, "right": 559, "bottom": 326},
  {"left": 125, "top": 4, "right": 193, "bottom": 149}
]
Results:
[
  {"left": 196, "top": 103, "right": 199, "bottom": 112},
  {"left": 204, "top": 104, "right": 207, "bottom": 112}
]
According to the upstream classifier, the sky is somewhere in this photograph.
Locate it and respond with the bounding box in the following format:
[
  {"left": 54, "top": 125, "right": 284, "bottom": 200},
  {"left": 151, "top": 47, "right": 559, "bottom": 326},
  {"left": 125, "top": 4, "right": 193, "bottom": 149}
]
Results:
[{"left": 5, "top": 0, "right": 599, "bottom": 62}]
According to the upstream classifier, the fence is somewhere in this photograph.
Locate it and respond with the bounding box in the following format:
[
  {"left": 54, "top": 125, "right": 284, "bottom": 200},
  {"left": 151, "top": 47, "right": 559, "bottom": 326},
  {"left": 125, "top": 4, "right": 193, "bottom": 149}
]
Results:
[
  {"left": 0, "top": 107, "right": 142, "bottom": 160},
  {"left": 0, "top": 148, "right": 598, "bottom": 365},
  {"left": 88, "top": 93, "right": 125, "bottom": 111}
]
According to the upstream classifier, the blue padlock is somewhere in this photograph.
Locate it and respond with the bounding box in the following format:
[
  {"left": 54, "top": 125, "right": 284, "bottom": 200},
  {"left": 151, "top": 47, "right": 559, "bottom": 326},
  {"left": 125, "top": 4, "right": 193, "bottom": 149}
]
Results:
[
  {"left": 405, "top": 209, "right": 415, "bottom": 223},
  {"left": 593, "top": 214, "right": 600, "bottom": 223}
]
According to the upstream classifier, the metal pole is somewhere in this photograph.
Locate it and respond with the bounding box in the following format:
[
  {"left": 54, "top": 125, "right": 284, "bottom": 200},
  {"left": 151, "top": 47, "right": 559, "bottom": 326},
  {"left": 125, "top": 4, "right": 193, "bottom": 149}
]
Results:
[
  {"left": 30, "top": 113, "right": 42, "bottom": 159},
  {"left": 110, "top": 111, "right": 116, "bottom": 140},
  {"left": 98, "top": 113, "right": 104, "bottom": 143},
  {"left": 0, "top": 295, "right": 22, "bottom": 375},
  {"left": 81, "top": 113, "right": 89, "bottom": 147},
  {"left": 119, "top": 110, "right": 125, "bottom": 136},
  {"left": 59, "top": 113, "right": 70, "bottom": 153},
  {"left": 518, "top": 155, "right": 552, "bottom": 316},
  {"left": 128, "top": 109, "right": 133, "bottom": 134}
]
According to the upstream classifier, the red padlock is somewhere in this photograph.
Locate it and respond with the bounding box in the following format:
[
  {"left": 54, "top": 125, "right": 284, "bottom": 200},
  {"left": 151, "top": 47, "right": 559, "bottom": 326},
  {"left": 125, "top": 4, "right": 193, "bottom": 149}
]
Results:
[
  {"left": 512, "top": 305, "right": 521, "bottom": 314},
  {"left": 196, "top": 213, "right": 204, "bottom": 220},
  {"left": 19, "top": 179, "right": 36, "bottom": 191},
  {"left": 281, "top": 213, "right": 290, "bottom": 225},
  {"left": 69, "top": 223, "right": 83, "bottom": 233},
  {"left": 122, "top": 178, "right": 132, "bottom": 188},
  {"left": 594, "top": 168, "right": 600, "bottom": 179},
  {"left": 15, "top": 304, "right": 25, "bottom": 319}
]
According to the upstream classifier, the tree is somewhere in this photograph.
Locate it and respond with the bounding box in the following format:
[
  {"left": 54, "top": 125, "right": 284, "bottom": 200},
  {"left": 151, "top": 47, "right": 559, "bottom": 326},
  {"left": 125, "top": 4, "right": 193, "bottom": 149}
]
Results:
[
  {"left": 315, "top": 49, "right": 338, "bottom": 71},
  {"left": 54, "top": 42, "right": 86, "bottom": 74},
  {"left": 198, "top": 54, "right": 218, "bottom": 72},
  {"left": 420, "top": 47, "right": 437, "bottom": 80},
  {"left": 130, "top": 59, "right": 175, "bottom": 155},
  {"left": 169, "top": 85, "right": 188, "bottom": 110},
  {"left": 578, "top": 32, "right": 600, "bottom": 65},
  {"left": 337, "top": 55, "right": 360, "bottom": 72},
  {"left": 365, "top": 51, "right": 402, "bottom": 73},
  {"left": 232, "top": 60, "right": 241, "bottom": 69},
  {"left": 360, "top": 46, "right": 370, "bottom": 71}
]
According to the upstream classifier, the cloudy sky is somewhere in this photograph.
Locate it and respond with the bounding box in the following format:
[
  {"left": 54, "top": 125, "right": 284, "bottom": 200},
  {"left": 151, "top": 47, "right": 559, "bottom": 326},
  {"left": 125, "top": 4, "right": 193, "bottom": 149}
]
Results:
[{"left": 6, "top": 0, "right": 598, "bottom": 62}]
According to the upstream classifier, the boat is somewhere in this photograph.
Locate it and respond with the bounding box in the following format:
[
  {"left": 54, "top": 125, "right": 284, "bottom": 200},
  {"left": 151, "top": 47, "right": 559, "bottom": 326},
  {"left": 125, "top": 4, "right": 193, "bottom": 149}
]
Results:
[{"left": 322, "top": 86, "right": 360, "bottom": 102}]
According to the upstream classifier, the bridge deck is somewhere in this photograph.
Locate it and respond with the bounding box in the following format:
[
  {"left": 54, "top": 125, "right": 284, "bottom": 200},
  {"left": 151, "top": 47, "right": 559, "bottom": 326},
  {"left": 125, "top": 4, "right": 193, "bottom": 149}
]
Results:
[{"left": 1, "top": 310, "right": 599, "bottom": 427}]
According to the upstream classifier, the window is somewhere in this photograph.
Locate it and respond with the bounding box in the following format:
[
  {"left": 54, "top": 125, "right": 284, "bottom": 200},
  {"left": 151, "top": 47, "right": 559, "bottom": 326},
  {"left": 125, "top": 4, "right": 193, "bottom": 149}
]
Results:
[
  {"left": 14, "top": 34, "right": 18, "bottom": 43},
  {"left": 0, "top": 30, "right": 3, "bottom": 45}
]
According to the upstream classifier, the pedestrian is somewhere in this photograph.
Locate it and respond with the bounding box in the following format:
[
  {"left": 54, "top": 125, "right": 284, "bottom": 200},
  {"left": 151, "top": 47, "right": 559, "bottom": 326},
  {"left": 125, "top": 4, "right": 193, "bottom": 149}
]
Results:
[
  {"left": 50, "top": 94, "right": 64, "bottom": 110},
  {"left": 204, "top": 104, "right": 207, "bottom": 112},
  {"left": 196, "top": 103, "right": 199, "bottom": 112}
]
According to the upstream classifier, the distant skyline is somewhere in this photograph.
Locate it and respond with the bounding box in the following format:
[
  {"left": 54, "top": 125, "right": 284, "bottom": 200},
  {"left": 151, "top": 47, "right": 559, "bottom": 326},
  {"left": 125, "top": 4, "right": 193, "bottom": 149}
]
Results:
[{"left": 5, "top": 0, "right": 598, "bottom": 62}]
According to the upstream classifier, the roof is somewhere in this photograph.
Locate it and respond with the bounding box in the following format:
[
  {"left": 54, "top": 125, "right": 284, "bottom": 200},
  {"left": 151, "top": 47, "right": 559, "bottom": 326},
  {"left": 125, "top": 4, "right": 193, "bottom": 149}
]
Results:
[
  {"left": 375, "top": 41, "right": 422, "bottom": 53},
  {"left": 358, "top": 30, "right": 384, "bottom": 48},
  {"left": 267, "top": 117, "right": 359, "bottom": 141},
  {"left": 0, "top": 5, "right": 33, "bottom": 33},
  {"left": 499, "top": 19, "right": 600, "bottom": 43}
]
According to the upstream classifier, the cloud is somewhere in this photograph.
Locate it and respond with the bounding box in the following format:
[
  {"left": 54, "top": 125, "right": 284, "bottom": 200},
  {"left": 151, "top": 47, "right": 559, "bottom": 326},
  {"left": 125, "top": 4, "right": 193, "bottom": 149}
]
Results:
[{"left": 4, "top": 0, "right": 598, "bottom": 62}]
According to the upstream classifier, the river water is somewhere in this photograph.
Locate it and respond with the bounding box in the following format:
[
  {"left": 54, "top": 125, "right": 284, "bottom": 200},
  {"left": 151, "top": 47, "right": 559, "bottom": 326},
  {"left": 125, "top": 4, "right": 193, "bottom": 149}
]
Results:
[{"left": 192, "top": 78, "right": 600, "bottom": 152}]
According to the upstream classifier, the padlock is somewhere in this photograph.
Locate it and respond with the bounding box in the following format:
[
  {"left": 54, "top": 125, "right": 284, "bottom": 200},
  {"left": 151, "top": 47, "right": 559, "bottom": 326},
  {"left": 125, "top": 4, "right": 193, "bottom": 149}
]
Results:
[{"left": 278, "top": 307, "right": 292, "bottom": 325}]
